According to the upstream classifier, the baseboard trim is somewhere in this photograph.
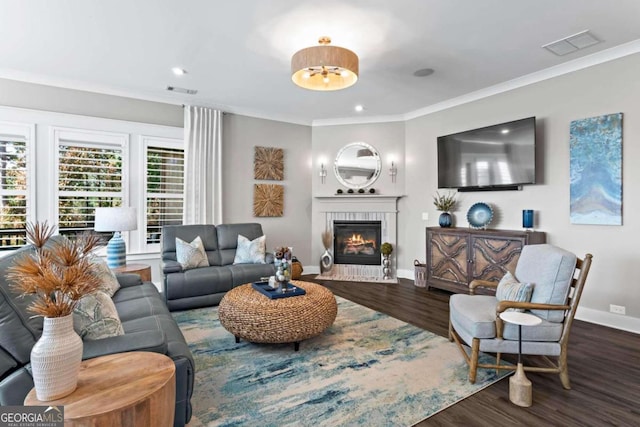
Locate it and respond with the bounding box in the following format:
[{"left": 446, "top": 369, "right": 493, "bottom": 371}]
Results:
[
  {"left": 395, "top": 269, "right": 640, "bottom": 335},
  {"left": 304, "top": 265, "right": 320, "bottom": 275},
  {"left": 575, "top": 307, "right": 640, "bottom": 335},
  {"left": 397, "top": 268, "right": 413, "bottom": 280}
]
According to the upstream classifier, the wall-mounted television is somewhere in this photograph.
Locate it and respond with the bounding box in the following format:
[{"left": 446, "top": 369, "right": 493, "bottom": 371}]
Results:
[{"left": 437, "top": 117, "right": 536, "bottom": 191}]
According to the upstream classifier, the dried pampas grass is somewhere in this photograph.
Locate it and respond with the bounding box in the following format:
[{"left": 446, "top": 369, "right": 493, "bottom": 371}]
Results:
[
  {"left": 321, "top": 230, "right": 332, "bottom": 250},
  {"left": 8, "top": 222, "right": 102, "bottom": 318}
]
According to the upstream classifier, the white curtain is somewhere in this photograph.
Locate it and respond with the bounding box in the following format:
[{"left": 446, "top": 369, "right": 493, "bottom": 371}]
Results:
[{"left": 183, "top": 105, "right": 223, "bottom": 224}]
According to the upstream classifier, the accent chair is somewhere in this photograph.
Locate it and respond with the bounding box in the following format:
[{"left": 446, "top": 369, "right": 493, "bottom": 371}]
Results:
[{"left": 448, "top": 244, "right": 593, "bottom": 389}]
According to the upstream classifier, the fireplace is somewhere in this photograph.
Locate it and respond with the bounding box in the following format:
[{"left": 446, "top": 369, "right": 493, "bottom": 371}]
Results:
[{"left": 333, "top": 220, "right": 382, "bottom": 266}]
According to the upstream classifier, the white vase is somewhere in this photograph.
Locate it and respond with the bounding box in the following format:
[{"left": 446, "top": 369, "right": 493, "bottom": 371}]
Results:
[{"left": 31, "top": 314, "right": 83, "bottom": 401}]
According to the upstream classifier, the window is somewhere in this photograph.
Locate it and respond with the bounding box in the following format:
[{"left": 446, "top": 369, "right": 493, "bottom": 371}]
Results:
[
  {"left": 0, "top": 109, "right": 182, "bottom": 256},
  {"left": 0, "top": 123, "right": 34, "bottom": 250},
  {"left": 144, "top": 137, "right": 184, "bottom": 247},
  {"left": 54, "top": 128, "right": 128, "bottom": 238}
]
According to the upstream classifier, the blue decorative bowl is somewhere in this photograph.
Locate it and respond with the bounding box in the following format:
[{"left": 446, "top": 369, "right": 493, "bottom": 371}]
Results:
[{"left": 467, "top": 202, "right": 493, "bottom": 229}]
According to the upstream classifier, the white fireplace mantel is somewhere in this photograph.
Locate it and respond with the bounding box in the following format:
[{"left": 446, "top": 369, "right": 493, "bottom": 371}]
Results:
[
  {"left": 314, "top": 195, "right": 404, "bottom": 280},
  {"left": 314, "top": 195, "right": 404, "bottom": 213}
]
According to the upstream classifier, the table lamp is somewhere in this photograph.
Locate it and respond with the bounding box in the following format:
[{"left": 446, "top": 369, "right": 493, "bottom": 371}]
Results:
[{"left": 94, "top": 207, "right": 137, "bottom": 268}]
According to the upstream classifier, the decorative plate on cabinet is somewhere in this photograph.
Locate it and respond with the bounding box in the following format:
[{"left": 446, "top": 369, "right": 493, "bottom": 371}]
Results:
[{"left": 467, "top": 202, "right": 493, "bottom": 229}]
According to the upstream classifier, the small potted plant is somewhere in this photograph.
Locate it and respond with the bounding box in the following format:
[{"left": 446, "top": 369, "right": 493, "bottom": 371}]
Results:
[
  {"left": 433, "top": 191, "right": 457, "bottom": 228},
  {"left": 380, "top": 242, "right": 393, "bottom": 280}
]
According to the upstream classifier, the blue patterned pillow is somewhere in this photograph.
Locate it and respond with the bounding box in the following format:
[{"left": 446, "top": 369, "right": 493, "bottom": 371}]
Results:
[
  {"left": 73, "top": 291, "right": 125, "bottom": 340},
  {"left": 233, "top": 234, "right": 266, "bottom": 264},
  {"left": 176, "top": 236, "right": 210, "bottom": 270},
  {"left": 496, "top": 272, "right": 534, "bottom": 312}
]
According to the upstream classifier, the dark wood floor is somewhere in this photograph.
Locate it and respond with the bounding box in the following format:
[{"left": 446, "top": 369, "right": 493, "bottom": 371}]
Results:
[{"left": 303, "top": 275, "right": 640, "bottom": 426}]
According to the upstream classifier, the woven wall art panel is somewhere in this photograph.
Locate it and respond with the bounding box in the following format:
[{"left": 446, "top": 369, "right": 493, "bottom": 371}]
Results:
[
  {"left": 253, "top": 184, "right": 284, "bottom": 217},
  {"left": 254, "top": 146, "right": 284, "bottom": 181}
]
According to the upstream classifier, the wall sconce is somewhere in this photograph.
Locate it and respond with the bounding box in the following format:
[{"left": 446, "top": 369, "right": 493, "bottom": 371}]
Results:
[
  {"left": 319, "top": 163, "right": 327, "bottom": 184},
  {"left": 389, "top": 161, "right": 398, "bottom": 183}
]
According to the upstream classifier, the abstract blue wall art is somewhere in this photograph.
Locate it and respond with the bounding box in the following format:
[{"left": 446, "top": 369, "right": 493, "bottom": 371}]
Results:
[{"left": 570, "top": 113, "right": 622, "bottom": 225}]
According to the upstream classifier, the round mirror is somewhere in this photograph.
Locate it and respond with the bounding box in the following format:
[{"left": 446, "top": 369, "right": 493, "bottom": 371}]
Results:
[{"left": 334, "top": 142, "right": 381, "bottom": 189}]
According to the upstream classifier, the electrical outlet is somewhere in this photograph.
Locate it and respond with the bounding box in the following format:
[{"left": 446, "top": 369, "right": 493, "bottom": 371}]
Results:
[
  {"left": 609, "top": 304, "right": 626, "bottom": 315},
  {"left": 422, "top": 212, "right": 429, "bottom": 221}
]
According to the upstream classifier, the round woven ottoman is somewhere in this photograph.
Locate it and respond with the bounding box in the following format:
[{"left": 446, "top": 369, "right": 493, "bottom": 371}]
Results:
[{"left": 218, "top": 281, "right": 337, "bottom": 351}]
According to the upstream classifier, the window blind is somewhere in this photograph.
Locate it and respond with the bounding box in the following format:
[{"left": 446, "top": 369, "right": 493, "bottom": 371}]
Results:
[
  {"left": 146, "top": 146, "right": 184, "bottom": 244},
  {"left": 0, "top": 135, "right": 29, "bottom": 249},
  {"left": 58, "top": 143, "right": 123, "bottom": 236}
]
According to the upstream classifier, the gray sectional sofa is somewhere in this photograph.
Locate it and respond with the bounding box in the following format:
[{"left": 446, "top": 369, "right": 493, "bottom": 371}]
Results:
[
  {"left": 0, "top": 245, "right": 194, "bottom": 427},
  {"left": 161, "top": 223, "right": 276, "bottom": 311}
]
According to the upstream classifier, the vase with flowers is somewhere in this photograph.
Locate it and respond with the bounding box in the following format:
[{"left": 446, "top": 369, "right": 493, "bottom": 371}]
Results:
[
  {"left": 433, "top": 191, "right": 457, "bottom": 228},
  {"left": 8, "top": 222, "right": 101, "bottom": 401}
]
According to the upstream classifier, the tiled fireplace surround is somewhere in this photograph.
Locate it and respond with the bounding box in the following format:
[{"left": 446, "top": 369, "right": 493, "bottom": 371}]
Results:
[{"left": 315, "top": 196, "right": 400, "bottom": 279}]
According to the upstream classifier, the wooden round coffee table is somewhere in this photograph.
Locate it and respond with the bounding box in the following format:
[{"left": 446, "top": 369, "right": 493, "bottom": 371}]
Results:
[
  {"left": 219, "top": 281, "right": 337, "bottom": 351},
  {"left": 24, "top": 351, "right": 175, "bottom": 427}
]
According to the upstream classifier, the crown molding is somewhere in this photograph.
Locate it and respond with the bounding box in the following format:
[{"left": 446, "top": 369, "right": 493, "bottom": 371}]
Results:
[
  {"left": 403, "top": 38, "right": 640, "bottom": 121},
  {"left": 312, "top": 113, "right": 405, "bottom": 127},
  {"left": 0, "top": 68, "right": 312, "bottom": 126},
  {"left": 1, "top": 38, "right": 639, "bottom": 128}
]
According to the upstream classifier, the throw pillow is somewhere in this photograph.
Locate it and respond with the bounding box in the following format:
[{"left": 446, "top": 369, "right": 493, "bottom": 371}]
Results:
[
  {"left": 90, "top": 256, "right": 120, "bottom": 297},
  {"left": 175, "top": 236, "right": 210, "bottom": 270},
  {"left": 496, "top": 271, "right": 534, "bottom": 312},
  {"left": 73, "top": 290, "right": 125, "bottom": 340},
  {"left": 233, "top": 234, "right": 266, "bottom": 264}
]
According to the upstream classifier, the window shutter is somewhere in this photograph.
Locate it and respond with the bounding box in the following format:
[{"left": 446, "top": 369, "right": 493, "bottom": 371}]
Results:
[
  {"left": 58, "top": 142, "right": 124, "bottom": 237},
  {"left": 146, "top": 146, "right": 184, "bottom": 244},
  {"left": 0, "top": 135, "right": 29, "bottom": 249}
]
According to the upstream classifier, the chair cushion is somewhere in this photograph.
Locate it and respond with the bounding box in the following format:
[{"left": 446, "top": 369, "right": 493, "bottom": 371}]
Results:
[
  {"left": 515, "top": 244, "right": 577, "bottom": 322},
  {"left": 176, "top": 236, "right": 210, "bottom": 270},
  {"left": 496, "top": 272, "right": 533, "bottom": 312},
  {"left": 449, "top": 294, "right": 498, "bottom": 339},
  {"left": 503, "top": 318, "right": 563, "bottom": 342},
  {"left": 233, "top": 234, "right": 266, "bottom": 264}
]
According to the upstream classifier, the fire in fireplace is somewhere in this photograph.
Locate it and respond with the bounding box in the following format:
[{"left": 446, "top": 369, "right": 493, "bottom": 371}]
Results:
[{"left": 333, "top": 220, "right": 382, "bottom": 265}]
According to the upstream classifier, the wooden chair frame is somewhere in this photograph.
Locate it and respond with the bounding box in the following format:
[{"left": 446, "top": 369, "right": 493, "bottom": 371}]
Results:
[{"left": 449, "top": 254, "right": 592, "bottom": 389}]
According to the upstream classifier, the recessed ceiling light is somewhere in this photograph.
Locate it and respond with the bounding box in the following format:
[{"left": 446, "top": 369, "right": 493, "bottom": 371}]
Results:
[
  {"left": 413, "top": 68, "right": 434, "bottom": 77},
  {"left": 354, "top": 105, "right": 364, "bottom": 112},
  {"left": 172, "top": 67, "right": 187, "bottom": 76},
  {"left": 501, "top": 129, "right": 509, "bottom": 134}
]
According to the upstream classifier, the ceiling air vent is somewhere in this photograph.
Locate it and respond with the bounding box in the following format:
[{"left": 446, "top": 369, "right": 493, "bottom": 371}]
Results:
[
  {"left": 166, "top": 86, "right": 198, "bottom": 95},
  {"left": 542, "top": 30, "right": 600, "bottom": 56}
]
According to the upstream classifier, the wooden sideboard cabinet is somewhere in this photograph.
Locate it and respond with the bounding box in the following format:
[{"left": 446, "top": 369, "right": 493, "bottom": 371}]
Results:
[{"left": 425, "top": 227, "right": 546, "bottom": 294}]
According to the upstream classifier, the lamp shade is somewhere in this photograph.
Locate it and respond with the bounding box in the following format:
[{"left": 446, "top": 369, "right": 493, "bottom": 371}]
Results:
[
  {"left": 94, "top": 207, "right": 137, "bottom": 232},
  {"left": 291, "top": 36, "right": 359, "bottom": 91}
]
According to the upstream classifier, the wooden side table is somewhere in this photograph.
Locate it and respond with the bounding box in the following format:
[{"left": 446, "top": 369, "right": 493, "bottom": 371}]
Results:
[
  {"left": 499, "top": 311, "right": 542, "bottom": 407},
  {"left": 113, "top": 263, "right": 152, "bottom": 282},
  {"left": 25, "top": 351, "right": 175, "bottom": 427}
]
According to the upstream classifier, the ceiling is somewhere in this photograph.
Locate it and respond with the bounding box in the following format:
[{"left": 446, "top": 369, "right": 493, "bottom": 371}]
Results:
[{"left": 1, "top": 0, "right": 640, "bottom": 125}]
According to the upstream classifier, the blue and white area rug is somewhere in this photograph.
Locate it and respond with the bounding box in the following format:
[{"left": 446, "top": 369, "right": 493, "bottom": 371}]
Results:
[{"left": 173, "top": 297, "right": 509, "bottom": 427}]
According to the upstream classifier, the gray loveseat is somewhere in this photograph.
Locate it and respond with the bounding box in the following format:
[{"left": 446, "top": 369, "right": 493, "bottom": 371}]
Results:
[
  {"left": 161, "top": 223, "right": 276, "bottom": 311},
  {"left": 0, "top": 245, "right": 194, "bottom": 427}
]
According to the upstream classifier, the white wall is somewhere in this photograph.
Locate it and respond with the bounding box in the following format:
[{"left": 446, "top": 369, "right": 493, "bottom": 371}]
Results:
[
  {"left": 310, "top": 122, "right": 405, "bottom": 267},
  {"left": 223, "top": 114, "right": 313, "bottom": 265},
  {"left": 402, "top": 53, "right": 640, "bottom": 331},
  {"left": 0, "top": 78, "right": 183, "bottom": 127}
]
